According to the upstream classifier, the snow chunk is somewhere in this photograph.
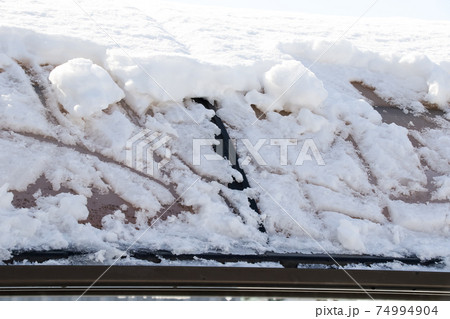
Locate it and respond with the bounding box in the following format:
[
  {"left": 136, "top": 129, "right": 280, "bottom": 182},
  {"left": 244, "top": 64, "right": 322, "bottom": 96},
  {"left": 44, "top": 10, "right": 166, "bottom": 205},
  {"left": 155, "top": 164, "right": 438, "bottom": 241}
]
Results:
[
  {"left": 389, "top": 201, "right": 450, "bottom": 234},
  {"left": 0, "top": 184, "right": 13, "bottom": 210},
  {"left": 49, "top": 58, "right": 124, "bottom": 118},
  {"left": 426, "top": 69, "right": 450, "bottom": 108},
  {"left": 337, "top": 219, "right": 366, "bottom": 253},
  {"left": 305, "top": 184, "right": 385, "bottom": 224},
  {"left": 297, "top": 108, "right": 328, "bottom": 133},
  {"left": 246, "top": 60, "right": 327, "bottom": 113},
  {"left": 432, "top": 175, "right": 450, "bottom": 201},
  {"left": 85, "top": 111, "right": 135, "bottom": 159}
]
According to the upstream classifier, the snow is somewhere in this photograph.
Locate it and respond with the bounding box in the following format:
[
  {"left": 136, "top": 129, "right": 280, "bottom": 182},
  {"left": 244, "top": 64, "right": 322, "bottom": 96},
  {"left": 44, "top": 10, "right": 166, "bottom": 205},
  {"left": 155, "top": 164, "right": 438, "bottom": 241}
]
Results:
[
  {"left": 49, "top": 58, "right": 125, "bottom": 118},
  {"left": 0, "top": 0, "right": 449, "bottom": 267},
  {"left": 281, "top": 39, "right": 450, "bottom": 110},
  {"left": 0, "top": 54, "right": 52, "bottom": 135},
  {"left": 389, "top": 201, "right": 450, "bottom": 234},
  {"left": 432, "top": 175, "right": 450, "bottom": 200},
  {"left": 0, "top": 26, "right": 106, "bottom": 66},
  {"left": 246, "top": 60, "right": 328, "bottom": 113},
  {"left": 337, "top": 219, "right": 366, "bottom": 253},
  {"left": 0, "top": 184, "right": 13, "bottom": 210}
]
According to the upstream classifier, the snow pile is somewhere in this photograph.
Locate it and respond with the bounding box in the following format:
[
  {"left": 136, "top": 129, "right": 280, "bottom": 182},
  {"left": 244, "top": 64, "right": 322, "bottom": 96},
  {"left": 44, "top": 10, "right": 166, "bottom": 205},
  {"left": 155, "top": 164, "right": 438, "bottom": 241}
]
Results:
[
  {"left": 280, "top": 40, "right": 450, "bottom": 110},
  {"left": 49, "top": 58, "right": 124, "bottom": 117},
  {"left": 245, "top": 60, "right": 328, "bottom": 113},
  {"left": 0, "top": 26, "right": 106, "bottom": 66},
  {"left": 107, "top": 54, "right": 260, "bottom": 115}
]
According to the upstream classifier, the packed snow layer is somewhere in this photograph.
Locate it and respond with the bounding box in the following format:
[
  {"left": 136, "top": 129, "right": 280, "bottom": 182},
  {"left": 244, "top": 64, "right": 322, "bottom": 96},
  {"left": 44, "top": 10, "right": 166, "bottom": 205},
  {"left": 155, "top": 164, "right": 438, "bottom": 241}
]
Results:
[
  {"left": 0, "top": 0, "right": 450, "bottom": 267},
  {"left": 49, "top": 58, "right": 125, "bottom": 117}
]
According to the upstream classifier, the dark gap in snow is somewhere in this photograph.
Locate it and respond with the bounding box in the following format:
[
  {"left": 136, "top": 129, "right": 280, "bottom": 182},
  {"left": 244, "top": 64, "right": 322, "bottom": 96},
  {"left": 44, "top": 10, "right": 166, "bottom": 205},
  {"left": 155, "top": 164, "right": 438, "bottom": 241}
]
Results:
[
  {"left": 117, "top": 100, "right": 142, "bottom": 126},
  {"left": 11, "top": 175, "right": 74, "bottom": 209},
  {"left": 278, "top": 110, "right": 291, "bottom": 117},
  {"left": 420, "top": 100, "right": 443, "bottom": 111},
  {"left": 56, "top": 101, "right": 69, "bottom": 115},
  {"left": 392, "top": 169, "right": 446, "bottom": 204},
  {"left": 407, "top": 134, "right": 423, "bottom": 148},
  {"left": 250, "top": 104, "right": 266, "bottom": 119},
  {"left": 351, "top": 81, "right": 393, "bottom": 108},
  {"left": 150, "top": 198, "right": 193, "bottom": 224},
  {"left": 351, "top": 80, "right": 445, "bottom": 130},
  {"left": 10, "top": 175, "right": 140, "bottom": 228},
  {"left": 15, "top": 61, "right": 61, "bottom": 125},
  {"left": 381, "top": 207, "right": 392, "bottom": 222},
  {"left": 84, "top": 188, "right": 137, "bottom": 228},
  {"left": 18, "top": 64, "right": 47, "bottom": 107},
  {"left": 192, "top": 98, "right": 266, "bottom": 233},
  {"left": 345, "top": 135, "right": 378, "bottom": 187},
  {"left": 374, "top": 106, "right": 442, "bottom": 131},
  {"left": 250, "top": 104, "right": 291, "bottom": 119}
]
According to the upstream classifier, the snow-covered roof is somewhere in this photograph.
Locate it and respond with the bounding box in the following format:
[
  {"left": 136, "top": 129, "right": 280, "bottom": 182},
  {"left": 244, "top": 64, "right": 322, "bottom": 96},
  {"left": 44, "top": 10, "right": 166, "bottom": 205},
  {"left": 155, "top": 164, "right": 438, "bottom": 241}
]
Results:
[{"left": 0, "top": 0, "right": 449, "bottom": 267}]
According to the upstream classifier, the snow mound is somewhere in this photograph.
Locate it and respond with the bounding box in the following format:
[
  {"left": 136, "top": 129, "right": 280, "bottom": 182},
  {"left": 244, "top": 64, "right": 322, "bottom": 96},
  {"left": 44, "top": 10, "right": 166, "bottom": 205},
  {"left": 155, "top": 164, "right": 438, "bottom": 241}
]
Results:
[
  {"left": 280, "top": 40, "right": 450, "bottom": 110},
  {"left": 49, "top": 58, "right": 125, "bottom": 118},
  {"left": 245, "top": 60, "right": 327, "bottom": 113},
  {"left": 0, "top": 27, "right": 106, "bottom": 66},
  {"left": 106, "top": 54, "right": 260, "bottom": 115}
]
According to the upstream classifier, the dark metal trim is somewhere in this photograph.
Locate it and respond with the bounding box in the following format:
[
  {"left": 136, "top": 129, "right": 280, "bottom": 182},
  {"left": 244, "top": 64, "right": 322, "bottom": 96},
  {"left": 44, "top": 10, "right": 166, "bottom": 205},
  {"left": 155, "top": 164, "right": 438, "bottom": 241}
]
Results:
[{"left": 0, "top": 266, "right": 449, "bottom": 300}]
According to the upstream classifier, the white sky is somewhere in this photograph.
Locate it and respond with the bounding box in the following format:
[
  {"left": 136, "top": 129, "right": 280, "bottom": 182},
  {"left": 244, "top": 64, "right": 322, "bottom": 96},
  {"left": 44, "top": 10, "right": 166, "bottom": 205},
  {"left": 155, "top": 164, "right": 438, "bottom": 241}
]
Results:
[{"left": 165, "top": 0, "right": 450, "bottom": 21}]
